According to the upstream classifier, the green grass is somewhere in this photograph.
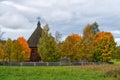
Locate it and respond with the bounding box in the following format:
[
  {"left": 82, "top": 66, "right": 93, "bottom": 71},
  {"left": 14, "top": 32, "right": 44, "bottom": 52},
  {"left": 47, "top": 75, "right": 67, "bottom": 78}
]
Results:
[
  {"left": 0, "top": 65, "right": 119, "bottom": 80},
  {"left": 111, "top": 59, "right": 120, "bottom": 64}
]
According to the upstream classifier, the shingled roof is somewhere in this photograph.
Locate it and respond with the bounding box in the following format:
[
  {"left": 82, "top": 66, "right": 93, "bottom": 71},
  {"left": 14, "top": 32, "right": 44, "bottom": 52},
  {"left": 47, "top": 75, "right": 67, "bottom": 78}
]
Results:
[{"left": 28, "top": 21, "right": 42, "bottom": 48}]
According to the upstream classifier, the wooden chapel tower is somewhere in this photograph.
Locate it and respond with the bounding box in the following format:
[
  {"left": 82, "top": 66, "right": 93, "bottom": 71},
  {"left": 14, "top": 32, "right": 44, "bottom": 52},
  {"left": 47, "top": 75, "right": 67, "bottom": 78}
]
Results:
[{"left": 28, "top": 20, "right": 42, "bottom": 62}]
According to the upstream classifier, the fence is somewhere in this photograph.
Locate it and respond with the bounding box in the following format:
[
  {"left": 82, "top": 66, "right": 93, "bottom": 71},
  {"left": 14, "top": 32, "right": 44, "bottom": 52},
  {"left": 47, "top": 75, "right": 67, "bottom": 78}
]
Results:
[{"left": 2, "top": 62, "right": 113, "bottom": 66}]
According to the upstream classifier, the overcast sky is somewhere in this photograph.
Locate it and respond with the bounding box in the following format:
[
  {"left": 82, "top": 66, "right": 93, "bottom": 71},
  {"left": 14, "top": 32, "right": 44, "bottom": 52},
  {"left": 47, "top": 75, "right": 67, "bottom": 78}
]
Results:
[{"left": 0, "top": 0, "right": 120, "bottom": 45}]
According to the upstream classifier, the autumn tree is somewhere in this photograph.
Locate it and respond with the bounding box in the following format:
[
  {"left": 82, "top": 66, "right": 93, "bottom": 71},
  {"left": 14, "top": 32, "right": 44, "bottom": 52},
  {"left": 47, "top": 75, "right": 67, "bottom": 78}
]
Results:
[
  {"left": 0, "top": 43, "right": 4, "bottom": 60},
  {"left": 4, "top": 37, "right": 30, "bottom": 62},
  {"left": 61, "top": 34, "right": 82, "bottom": 62},
  {"left": 4, "top": 38, "right": 13, "bottom": 62},
  {"left": 11, "top": 37, "right": 30, "bottom": 62},
  {"left": 12, "top": 40, "right": 24, "bottom": 62},
  {"left": 0, "top": 28, "right": 5, "bottom": 60},
  {"left": 38, "top": 24, "right": 61, "bottom": 62},
  {"left": 92, "top": 32, "right": 116, "bottom": 62},
  {"left": 83, "top": 22, "right": 99, "bottom": 42},
  {"left": 82, "top": 22, "right": 100, "bottom": 61},
  {"left": 17, "top": 37, "right": 30, "bottom": 61},
  {"left": 113, "top": 46, "right": 120, "bottom": 59}
]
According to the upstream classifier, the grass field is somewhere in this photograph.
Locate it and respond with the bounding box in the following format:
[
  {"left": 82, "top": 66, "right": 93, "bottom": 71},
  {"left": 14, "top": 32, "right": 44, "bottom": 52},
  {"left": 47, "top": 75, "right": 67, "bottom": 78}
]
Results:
[
  {"left": 111, "top": 59, "right": 120, "bottom": 64},
  {"left": 0, "top": 64, "right": 120, "bottom": 80}
]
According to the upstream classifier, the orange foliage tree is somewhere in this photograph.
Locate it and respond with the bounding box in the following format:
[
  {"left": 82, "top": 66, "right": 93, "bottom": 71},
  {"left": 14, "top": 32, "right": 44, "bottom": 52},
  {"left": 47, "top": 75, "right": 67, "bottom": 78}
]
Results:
[
  {"left": 0, "top": 43, "right": 4, "bottom": 60},
  {"left": 82, "top": 24, "right": 94, "bottom": 57},
  {"left": 92, "top": 32, "right": 116, "bottom": 62},
  {"left": 61, "top": 34, "right": 82, "bottom": 62},
  {"left": 82, "top": 23, "right": 99, "bottom": 61},
  {"left": 17, "top": 37, "right": 30, "bottom": 61}
]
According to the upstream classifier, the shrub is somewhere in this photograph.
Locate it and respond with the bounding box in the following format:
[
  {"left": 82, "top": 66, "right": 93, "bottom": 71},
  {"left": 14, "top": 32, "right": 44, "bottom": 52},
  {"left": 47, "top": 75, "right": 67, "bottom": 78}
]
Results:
[
  {"left": 60, "top": 57, "right": 70, "bottom": 66},
  {"left": 105, "top": 69, "right": 120, "bottom": 79}
]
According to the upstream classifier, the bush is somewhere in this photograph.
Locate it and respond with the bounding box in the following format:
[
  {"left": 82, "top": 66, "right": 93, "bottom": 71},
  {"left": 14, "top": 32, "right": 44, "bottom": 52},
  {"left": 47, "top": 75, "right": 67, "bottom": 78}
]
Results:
[
  {"left": 60, "top": 57, "right": 70, "bottom": 66},
  {"left": 0, "top": 61, "right": 9, "bottom": 65},
  {"left": 105, "top": 69, "right": 120, "bottom": 79}
]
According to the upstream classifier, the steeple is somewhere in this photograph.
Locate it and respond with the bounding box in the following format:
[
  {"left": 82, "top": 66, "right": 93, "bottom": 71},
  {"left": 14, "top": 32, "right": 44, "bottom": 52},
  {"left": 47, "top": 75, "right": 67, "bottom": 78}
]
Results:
[
  {"left": 37, "top": 17, "right": 41, "bottom": 27},
  {"left": 28, "top": 19, "right": 42, "bottom": 48},
  {"left": 27, "top": 19, "right": 43, "bottom": 61},
  {"left": 37, "top": 21, "right": 41, "bottom": 27}
]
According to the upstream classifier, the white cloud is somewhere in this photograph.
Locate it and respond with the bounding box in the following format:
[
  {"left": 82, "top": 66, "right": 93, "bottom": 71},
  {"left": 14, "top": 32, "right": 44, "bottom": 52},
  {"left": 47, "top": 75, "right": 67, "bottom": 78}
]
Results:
[
  {"left": 0, "top": 0, "right": 120, "bottom": 45},
  {"left": 1, "top": 1, "right": 36, "bottom": 12},
  {"left": 111, "top": 30, "right": 120, "bottom": 35},
  {"left": 0, "top": 25, "right": 32, "bottom": 40},
  {"left": 0, "top": 12, "right": 32, "bottom": 29},
  {"left": 115, "top": 38, "right": 120, "bottom": 46}
]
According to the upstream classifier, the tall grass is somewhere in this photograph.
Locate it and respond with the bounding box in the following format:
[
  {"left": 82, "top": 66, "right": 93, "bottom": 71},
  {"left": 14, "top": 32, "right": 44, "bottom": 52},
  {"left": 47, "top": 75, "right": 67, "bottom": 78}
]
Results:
[{"left": 79, "top": 64, "right": 120, "bottom": 80}]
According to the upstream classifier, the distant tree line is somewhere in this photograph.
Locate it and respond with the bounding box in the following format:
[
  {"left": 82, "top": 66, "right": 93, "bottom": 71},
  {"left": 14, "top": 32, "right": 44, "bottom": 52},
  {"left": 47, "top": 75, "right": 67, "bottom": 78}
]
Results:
[{"left": 0, "top": 22, "right": 119, "bottom": 62}]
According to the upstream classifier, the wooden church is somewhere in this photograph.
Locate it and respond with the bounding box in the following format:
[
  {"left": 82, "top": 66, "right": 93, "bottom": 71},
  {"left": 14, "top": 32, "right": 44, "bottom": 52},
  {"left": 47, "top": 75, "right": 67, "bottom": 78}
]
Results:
[{"left": 28, "top": 21, "right": 42, "bottom": 62}]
